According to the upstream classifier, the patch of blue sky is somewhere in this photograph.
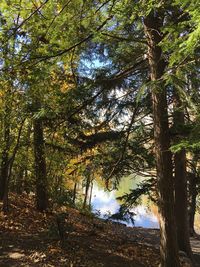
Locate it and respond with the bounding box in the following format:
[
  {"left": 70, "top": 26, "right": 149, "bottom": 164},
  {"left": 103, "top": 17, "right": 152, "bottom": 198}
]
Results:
[
  {"left": 78, "top": 45, "right": 113, "bottom": 78},
  {"left": 78, "top": 56, "right": 112, "bottom": 78}
]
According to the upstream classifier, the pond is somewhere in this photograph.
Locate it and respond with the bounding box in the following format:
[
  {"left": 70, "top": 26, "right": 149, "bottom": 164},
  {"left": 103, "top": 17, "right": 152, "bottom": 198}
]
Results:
[
  {"left": 91, "top": 175, "right": 159, "bottom": 228},
  {"left": 91, "top": 175, "right": 200, "bottom": 233}
]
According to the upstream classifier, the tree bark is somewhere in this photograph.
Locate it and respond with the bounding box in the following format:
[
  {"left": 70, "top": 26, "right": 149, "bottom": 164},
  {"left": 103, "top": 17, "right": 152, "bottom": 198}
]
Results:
[
  {"left": 173, "top": 91, "right": 193, "bottom": 259},
  {"left": 33, "top": 118, "right": 48, "bottom": 212},
  {"left": 73, "top": 182, "right": 77, "bottom": 204},
  {"left": 0, "top": 151, "right": 9, "bottom": 200},
  {"left": 83, "top": 174, "right": 90, "bottom": 209},
  {"left": 2, "top": 119, "right": 25, "bottom": 212},
  {"left": 144, "top": 13, "right": 180, "bottom": 267},
  {"left": 0, "top": 117, "right": 10, "bottom": 201},
  {"left": 89, "top": 181, "right": 93, "bottom": 207},
  {"left": 188, "top": 171, "right": 198, "bottom": 236}
]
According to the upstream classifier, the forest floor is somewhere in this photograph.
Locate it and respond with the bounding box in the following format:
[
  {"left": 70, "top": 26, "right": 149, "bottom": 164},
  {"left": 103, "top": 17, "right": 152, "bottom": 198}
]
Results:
[{"left": 0, "top": 193, "right": 200, "bottom": 267}]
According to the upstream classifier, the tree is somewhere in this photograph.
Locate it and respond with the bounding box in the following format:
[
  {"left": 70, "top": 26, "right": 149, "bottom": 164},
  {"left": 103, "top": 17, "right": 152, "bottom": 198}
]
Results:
[
  {"left": 188, "top": 159, "right": 199, "bottom": 236},
  {"left": 173, "top": 89, "right": 193, "bottom": 258},
  {"left": 33, "top": 101, "right": 48, "bottom": 212},
  {"left": 143, "top": 11, "right": 180, "bottom": 267},
  {"left": 1, "top": 1, "right": 200, "bottom": 265}
]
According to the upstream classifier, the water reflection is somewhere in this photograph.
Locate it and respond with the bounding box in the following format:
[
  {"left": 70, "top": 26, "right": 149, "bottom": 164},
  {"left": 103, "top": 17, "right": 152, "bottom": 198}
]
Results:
[
  {"left": 91, "top": 181, "right": 159, "bottom": 228},
  {"left": 91, "top": 178, "right": 200, "bottom": 233}
]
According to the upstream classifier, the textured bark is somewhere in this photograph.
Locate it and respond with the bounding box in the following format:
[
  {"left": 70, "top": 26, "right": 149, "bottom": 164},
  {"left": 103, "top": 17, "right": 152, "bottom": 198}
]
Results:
[
  {"left": 173, "top": 92, "right": 193, "bottom": 259},
  {"left": 0, "top": 151, "right": 9, "bottom": 200},
  {"left": 144, "top": 13, "right": 180, "bottom": 267},
  {"left": 188, "top": 172, "right": 198, "bottom": 236},
  {"left": 0, "top": 119, "right": 10, "bottom": 201},
  {"left": 33, "top": 118, "right": 48, "bottom": 212}
]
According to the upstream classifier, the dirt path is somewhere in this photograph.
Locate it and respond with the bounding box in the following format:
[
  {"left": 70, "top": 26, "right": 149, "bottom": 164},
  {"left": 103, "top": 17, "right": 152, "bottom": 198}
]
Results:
[{"left": 108, "top": 225, "right": 200, "bottom": 266}]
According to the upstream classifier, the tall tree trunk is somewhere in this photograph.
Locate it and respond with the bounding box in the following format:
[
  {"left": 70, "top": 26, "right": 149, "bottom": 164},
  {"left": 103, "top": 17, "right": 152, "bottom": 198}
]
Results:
[
  {"left": 73, "top": 182, "right": 77, "bottom": 204},
  {"left": 0, "top": 117, "right": 10, "bottom": 200},
  {"left": 188, "top": 171, "right": 198, "bottom": 236},
  {"left": 83, "top": 175, "right": 90, "bottom": 209},
  {"left": 33, "top": 118, "right": 48, "bottom": 212},
  {"left": 144, "top": 13, "right": 180, "bottom": 267},
  {"left": 0, "top": 152, "right": 9, "bottom": 201},
  {"left": 173, "top": 91, "right": 193, "bottom": 259},
  {"left": 89, "top": 181, "right": 93, "bottom": 207},
  {"left": 2, "top": 119, "right": 25, "bottom": 212}
]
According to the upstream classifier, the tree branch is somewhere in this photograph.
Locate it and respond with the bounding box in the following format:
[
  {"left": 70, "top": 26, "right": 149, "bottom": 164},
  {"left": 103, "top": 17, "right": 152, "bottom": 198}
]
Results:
[
  {"left": 29, "top": 15, "right": 113, "bottom": 63},
  {"left": 101, "top": 32, "right": 147, "bottom": 44}
]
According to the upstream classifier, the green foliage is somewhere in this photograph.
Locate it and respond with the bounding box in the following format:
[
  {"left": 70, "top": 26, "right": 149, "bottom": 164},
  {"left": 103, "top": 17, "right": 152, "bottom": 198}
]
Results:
[
  {"left": 0, "top": 0, "right": 200, "bottom": 230},
  {"left": 50, "top": 189, "right": 75, "bottom": 207},
  {"left": 117, "top": 178, "right": 157, "bottom": 207},
  {"left": 109, "top": 206, "right": 135, "bottom": 225},
  {"left": 171, "top": 117, "right": 200, "bottom": 153},
  {"left": 79, "top": 206, "right": 95, "bottom": 218}
]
